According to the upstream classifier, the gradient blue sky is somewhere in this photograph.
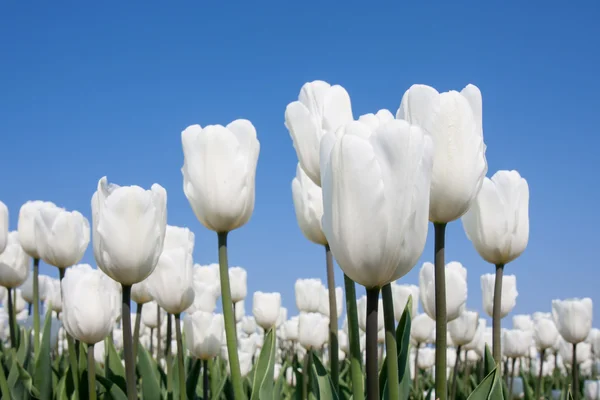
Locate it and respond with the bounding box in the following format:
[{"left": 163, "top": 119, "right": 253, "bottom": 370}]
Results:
[{"left": 1, "top": 2, "right": 599, "bottom": 325}]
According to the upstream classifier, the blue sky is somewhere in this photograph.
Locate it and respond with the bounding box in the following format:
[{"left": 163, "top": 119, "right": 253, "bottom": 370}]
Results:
[{"left": 1, "top": 2, "right": 599, "bottom": 325}]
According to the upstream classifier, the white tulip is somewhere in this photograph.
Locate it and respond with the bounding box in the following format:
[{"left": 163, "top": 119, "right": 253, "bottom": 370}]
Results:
[
  {"left": 184, "top": 311, "right": 224, "bottom": 360},
  {"left": 291, "top": 164, "right": 327, "bottom": 245},
  {"left": 45, "top": 278, "right": 62, "bottom": 313},
  {"left": 295, "top": 278, "right": 323, "bottom": 313},
  {"left": 420, "top": 261, "right": 467, "bottom": 322},
  {"left": 141, "top": 301, "right": 162, "bottom": 329},
  {"left": 512, "top": 314, "right": 533, "bottom": 332},
  {"left": 131, "top": 280, "right": 153, "bottom": 305},
  {"left": 481, "top": 273, "right": 518, "bottom": 318},
  {"left": 238, "top": 351, "right": 253, "bottom": 378},
  {"left": 417, "top": 347, "right": 435, "bottom": 370},
  {"left": 533, "top": 313, "right": 559, "bottom": 350},
  {"left": 193, "top": 264, "right": 221, "bottom": 295},
  {"left": 503, "top": 329, "right": 532, "bottom": 358},
  {"left": 298, "top": 312, "right": 329, "bottom": 350},
  {"left": 559, "top": 338, "right": 591, "bottom": 365},
  {"left": 584, "top": 380, "right": 600, "bottom": 400},
  {"left": 0, "top": 232, "right": 30, "bottom": 288},
  {"left": 181, "top": 120, "right": 260, "bottom": 233},
  {"left": 391, "top": 282, "right": 419, "bottom": 320},
  {"left": 318, "top": 286, "right": 343, "bottom": 318},
  {"left": 235, "top": 300, "right": 246, "bottom": 322},
  {"left": 553, "top": 298, "right": 593, "bottom": 344},
  {"left": 283, "top": 316, "right": 299, "bottom": 342},
  {"left": 252, "top": 292, "right": 281, "bottom": 330},
  {"left": 411, "top": 314, "right": 436, "bottom": 344},
  {"left": 0, "top": 201, "right": 8, "bottom": 254},
  {"left": 448, "top": 310, "right": 479, "bottom": 346},
  {"left": 18, "top": 201, "right": 57, "bottom": 259},
  {"left": 229, "top": 267, "right": 247, "bottom": 303},
  {"left": 92, "top": 177, "right": 167, "bottom": 286},
  {"left": 240, "top": 316, "right": 257, "bottom": 336},
  {"left": 357, "top": 296, "right": 384, "bottom": 333}
]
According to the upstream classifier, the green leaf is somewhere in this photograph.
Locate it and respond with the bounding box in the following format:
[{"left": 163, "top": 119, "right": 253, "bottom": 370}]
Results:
[
  {"left": 310, "top": 352, "right": 340, "bottom": 400},
  {"left": 483, "top": 345, "right": 496, "bottom": 377},
  {"left": 520, "top": 370, "right": 534, "bottom": 400},
  {"left": 105, "top": 336, "right": 127, "bottom": 393},
  {"left": 250, "top": 329, "right": 277, "bottom": 400},
  {"left": 138, "top": 343, "right": 161, "bottom": 400},
  {"left": 467, "top": 366, "right": 503, "bottom": 400},
  {"left": 97, "top": 375, "right": 128, "bottom": 400},
  {"left": 34, "top": 311, "right": 53, "bottom": 400},
  {"left": 186, "top": 358, "right": 201, "bottom": 400},
  {"left": 0, "top": 356, "right": 12, "bottom": 400}
]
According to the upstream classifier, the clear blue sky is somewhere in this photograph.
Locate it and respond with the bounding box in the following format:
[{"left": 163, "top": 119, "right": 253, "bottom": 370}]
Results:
[{"left": 1, "top": 1, "right": 599, "bottom": 325}]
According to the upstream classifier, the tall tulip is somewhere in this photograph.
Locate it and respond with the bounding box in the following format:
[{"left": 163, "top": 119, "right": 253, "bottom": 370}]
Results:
[
  {"left": 181, "top": 119, "right": 259, "bottom": 400},
  {"left": 398, "top": 83, "right": 487, "bottom": 400},
  {"left": 291, "top": 164, "right": 341, "bottom": 387},
  {"left": 252, "top": 292, "right": 281, "bottom": 331},
  {"left": 0, "top": 201, "right": 7, "bottom": 254},
  {"left": 448, "top": 310, "right": 479, "bottom": 399},
  {"left": 553, "top": 298, "right": 593, "bottom": 400},
  {"left": 0, "top": 231, "right": 30, "bottom": 347},
  {"left": 298, "top": 311, "right": 329, "bottom": 397},
  {"left": 295, "top": 278, "right": 323, "bottom": 313},
  {"left": 533, "top": 313, "right": 559, "bottom": 397},
  {"left": 92, "top": 176, "right": 167, "bottom": 400},
  {"left": 18, "top": 200, "right": 57, "bottom": 355},
  {"left": 462, "top": 170, "right": 529, "bottom": 365},
  {"left": 321, "top": 117, "right": 433, "bottom": 399}
]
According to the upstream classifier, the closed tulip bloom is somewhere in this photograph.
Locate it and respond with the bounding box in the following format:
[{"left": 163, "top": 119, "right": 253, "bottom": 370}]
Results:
[
  {"left": 285, "top": 80, "right": 353, "bottom": 186},
  {"left": 0, "top": 232, "right": 30, "bottom": 288},
  {"left": 552, "top": 298, "right": 593, "bottom": 344},
  {"left": 12, "top": 289, "right": 26, "bottom": 313},
  {"left": 320, "top": 119, "right": 434, "bottom": 288},
  {"left": 299, "top": 312, "right": 329, "bottom": 350},
  {"left": 240, "top": 316, "right": 257, "bottom": 336},
  {"left": 533, "top": 314, "right": 559, "bottom": 350},
  {"left": 417, "top": 347, "right": 435, "bottom": 370},
  {"left": 589, "top": 329, "right": 600, "bottom": 356},
  {"left": 559, "top": 338, "right": 592, "bottom": 365},
  {"left": 92, "top": 177, "right": 167, "bottom": 286},
  {"left": 235, "top": 300, "right": 246, "bottom": 322},
  {"left": 45, "top": 278, "right": 62, "bottom": 313},
  {"left": 295, "top": 278, "right": 323, "bottom": 313},
  {"left": 481, "top": 274, "right": 518, "bottom": 318},
  {"left": 193, "top": 264, "right": 221, "bottom": 296},
  {"left": 584, "top": 380, "right": 600, "bottom": 400},
  {"left": 449, "top": 310, "right": 479, "bottom": 346},
  {"left": 184, "top": 311, "right": 224, "bottom": 360},
  {"left": 291, "top": 164, "right": 327, "bottom": 245},
  {"left": 513, "top": 314, "right": 533, "bottom": 332},
  {"left": 146, "top": 225, "right": 195, "bottom": 315},
  {"left": 503, "top": 329, "right": 533, "bottom": 358},
  {"left": 181, "top": 120, "right": 260, "bottom": 233},
  {"left": 131, "top": 280, "right": 153, "bottom": 305},
  {"left": 229, "top": 267, "right": 247, "bottom": 303},
  {"left": 187, "top": 281, "right": 218, "bottom": 314},
  {"left": 252, "top": 292, "right": 281, "bottom": 330},
  {"left": 357, "top": 296, "right": 384, "bottom": 332},
  {"left": 61, "top": 264, "right": 119, "bottom": 344},
  {"left": 283, "top": 316, "right": 299, "bottom": 341},
  {"left": 20, "top": 274, "right": 49, "bottom": 303},
  {"left": 18, "top": 201, "right": 57, "bottom": 259},
  {"left": 238, "top": 351, "right": 253, "bottom": 378},
  {"left": 318, "top": 286, "right": 343, "bottom": 318},
  {"left": 0, "top": 201, "right": 7, "bottom": 254},
  {"left": 462, "top": 170, "right": 529, "bottom": 265},
  {"left": 141, "top": 301, "right": 162, "bottom": 329},
  {"left": 412, "top": 314, "right": 436, "bottom": 344},
  {"left": 397, "top": 84, "right": 487, "bottom": 223},
  {"left": 391, "top": 283, "right": 419, "bottom": 320},
  {"left": 464, "top": 319, "right": 486, "bottom": 353},
  {"left": 34, "top": 207, "right": 90, "bottom": 269},
  {"left": 420, "top": 261, "right": 467, "bottom": 322}
]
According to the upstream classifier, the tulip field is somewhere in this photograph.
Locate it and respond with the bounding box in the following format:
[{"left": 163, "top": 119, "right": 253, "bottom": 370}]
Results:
[{"left": 0, "top": 78, "right": 596, "bottom": 400}]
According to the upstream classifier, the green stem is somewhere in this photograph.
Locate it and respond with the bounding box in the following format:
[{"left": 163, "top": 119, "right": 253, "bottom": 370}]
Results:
[
  {"left": 121, "top": 285, "right": 137, "bottom": 400},
  {"left": 434, "top": 222, "right": 448, "bottom": 400},
  {"left": 450, "top": 345, "right": 462, "bottom": 400},
  {"left": 7, "top": 288, "right": 16, "bottom": 348},
  {"left": 156, "top": 306, "right": 162, "bottom": 361},
  {"left": 133, "top": 302, "right": 143, "bottom": 361},
  {"left": 166, "top": 313, "right": 173, "bottom": 395},
  {"left": 381, "top": 284, "right": 398, "bottom": 400},
  {"left": 175, "top": 314, "right": 185, "bottom": 400},
  {"left": 573, "top": 343, "right": 579, "bottom": 400},
  {"left": 217, "top": 231, "right": 244, "bottom": 400},
  {"left": 324, "top": 244, "right": 339, "bottom": 392},
  {"left": 33, "top": 258, "right": 40, "bottom": 357},
  {"left": 414, "top": 343, "right": 420, "bottom": 392},
  {"left": 344, "top": 274, "right": 364, "bottom": 399},
  {"left": 88, "top": 343, "right": 97, "bottom": 400},
  {"left": 492, "top": 263, "right": 504, "bottom": 366},
  {"left": 365, "top": 287, "right": 380, "bottom": 400},
  {"left": 59, "top": 268, "right": 80, "bottom": 397},
  {"left": 302, "top": 350, "right": 312, "bottom": 400},
  {"left": 203, "top": 359, "right": 209, "bottom": 400},
  {"left": 536, "top": 348, "right": 545, "bottom": 399}
]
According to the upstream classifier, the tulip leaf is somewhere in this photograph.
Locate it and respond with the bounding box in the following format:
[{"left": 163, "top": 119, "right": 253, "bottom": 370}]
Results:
[
  {"left": 483, "top": 344, "right": 496, "bottom": 377},
  {"left": 186, "top": 358, "right": 201, "bottom": 400},
  {"left": 97, "top": 375, "right": 128, "bottom": 400},
  {"left": 34, "top": 310, "right": 53, "bottom": 400},
  {"left": 519, "top": 370, "right": 534, "bottom": 400},
  {"left": 0, "top": 356, "right": 13, "bottom": 400},
  {"left": 106, "top": 336, "right": 127, "bottom": 393},
  {"left": 309, "top": 352, "right": 339, "bottom": 400},
  {"left": 138, "top": 343, "right": 161, "bottom": 400},
  {"left": 466, "top": 365, "right": 503, "bottom": 400},
  {"left": 250, "top": 328, "right": 277, "bottom": 400}
]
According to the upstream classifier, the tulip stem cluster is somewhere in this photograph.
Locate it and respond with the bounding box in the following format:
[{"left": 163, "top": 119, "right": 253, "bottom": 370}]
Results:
[
  {"left": 121, "top": 285, "right": 137, "bottom": 400},
  {"left": 33, "top": 258, "right": 40, "bottom": 356},
  {"left": 492, "top": 263, "right": 504, "bottom": 364},
  {"left": 343, "top": 274, "right": 364, "bottom": 399},
  {"left": 88, "top": 343, "right": 97, "bottom": 400},
  {"left": 365, "top": 287, "right": 380, "bottom": 400},
  {"left": 434, "top": 222, "right": 448, "bottom": 400},
  {"left": 324, "top": 244, "right": 339, "bottom": 392},
  {"left": 217, "top": 231, "right": 244, "bottom": 400},
  {"left": 381, "top": 283, "right": 399, "bottom": 400}
]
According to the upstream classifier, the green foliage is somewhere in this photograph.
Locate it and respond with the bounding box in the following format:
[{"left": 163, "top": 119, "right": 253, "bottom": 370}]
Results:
[{"left": 250, "top": 328, "right": 277, "bottom": 400}]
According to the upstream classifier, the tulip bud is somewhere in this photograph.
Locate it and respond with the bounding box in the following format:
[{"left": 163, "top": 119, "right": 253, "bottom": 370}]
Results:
[
  {"left": 512, "top": 314, "right": 533, "bottom": 332},
  {"left": 141, "top": 301, "right": 162, "bottom": 329},
  {"left": 0, "top": 201, "right": 8, "bottom": 254},
  {"left": 533, "top": 314, "right": 559, "bottom": 350},
  {"left": 92, "top": 177, "right": 167, "bottom": 286},
  {"left": 184, "top": 311, "right": 224, "bottom": 360},
  {"left": 584, "top": 380, "right": 600, "bottom": 400},
  {"left": 0, "top": 232, "right": 30, "bottom": 288},
  {"left": 391, "top": 283, "right": 419, "bottom": 320},
  {"left": 240, "top": 316, "right": 257, "bottom": 336},
  {"left": 181, "top": 120, "right": 260, "bottom": 233},
  {"left": 298, "top": 312, "right": 329, "bottom": 350},
  {"left": 229, "top": 267, "right": 247, "bottom": 303},
  {"left": 420, "top": 261, "right": 467, "bottom": 322},
  {"left": 291, "top": 164, "right": 327, "bottom": 245},
  {"left": 320, "top": 119, "right": 433, "bottom": 288},
  {"left": 131, "top": 280, "right": 153, "bottom": 305},
  {"left": 397, "top": 84, "right": 487, "bottom": 223},
  {"left": 285, "top": 80, "right": 353, "bottom": 186},
  {"left": 187, "top": 281, "right": 218, "bottom": 314},
  {"left": 295, "top": 278, "right": 323, "bottom": 313},
  {"left": 252, "top": 292, "right": 281, "bottom": 330},
  {"left": 357, "top": 296, "right": 383, "bottom": 333},
  {"left": 18, "top": 200, "right": 57, "bottom": 259},
  {"left": 238, "top": 351, "right": 253, "bottom": 378},
  {"left": 417, "top": 347, "right": 435, "bottom": 370},
  {"left": 559, "top": 338, "right": 591, "bottom": 365},
  {"left": 61, "top": 264, "right": 119, "bottom": 344},
  {"left": 503, "top": 329, "right": 532, "bottom": 358},
  {"left": 34, "top": 207, "right": 90, "bottom": 269},
  {"left": 552, "top": 298, "right": 593, "bottom": 344},
  {"left": 411, "top": 314, "right": 436, "bottom": 344},
  {"left": 589, "top": 329, "right": 600, "bottom": 356},
  {"left": 193, "top": 264, "right": 221, "bottom": 296},
  {"left": 146, "top": 225, "right": 195, "bottom": 315},
  {"left": 464, "top": 319, "right": 487, "bottom": 354},
  {"left": 448, "top": 310, "right": 479, "bottom": 346},
  {"left": 45, "top": 278, "right": 62, "bottom": 313},
  {"left": 235, "top": 300, "right": 246, "bottom": 323},
  {"left": 481, "top": 273, "right": 518, "bottom": 318}
]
